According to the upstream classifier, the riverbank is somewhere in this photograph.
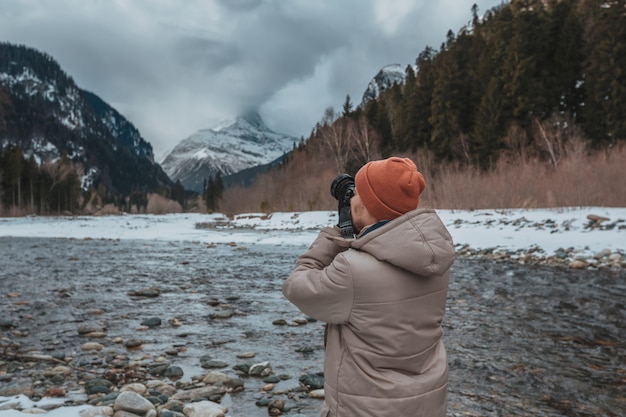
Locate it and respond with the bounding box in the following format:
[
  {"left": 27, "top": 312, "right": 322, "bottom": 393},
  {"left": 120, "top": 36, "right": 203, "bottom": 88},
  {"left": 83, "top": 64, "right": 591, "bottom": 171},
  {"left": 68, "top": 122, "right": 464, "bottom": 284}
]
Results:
[{"left": 1, "top": 207, "right": 625, "bottom": 269}]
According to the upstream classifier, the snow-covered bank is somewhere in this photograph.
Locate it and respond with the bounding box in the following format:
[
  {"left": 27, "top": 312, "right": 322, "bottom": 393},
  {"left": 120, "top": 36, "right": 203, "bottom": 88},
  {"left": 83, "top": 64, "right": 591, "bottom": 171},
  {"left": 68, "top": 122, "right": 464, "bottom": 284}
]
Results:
[{"left": 0, "top": 207, "right": 624, "bottom": 267}]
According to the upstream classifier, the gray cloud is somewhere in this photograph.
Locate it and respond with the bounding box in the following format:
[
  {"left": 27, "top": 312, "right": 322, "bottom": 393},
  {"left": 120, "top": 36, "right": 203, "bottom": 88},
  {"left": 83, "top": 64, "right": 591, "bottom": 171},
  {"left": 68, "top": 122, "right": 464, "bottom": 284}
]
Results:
[{"left": 0, "top": 0, "right": 504, "bottom": 156}]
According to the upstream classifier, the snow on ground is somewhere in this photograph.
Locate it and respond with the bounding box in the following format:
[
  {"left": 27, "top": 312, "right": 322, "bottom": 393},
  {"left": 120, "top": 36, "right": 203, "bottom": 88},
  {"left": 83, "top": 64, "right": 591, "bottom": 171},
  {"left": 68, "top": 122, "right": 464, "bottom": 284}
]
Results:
[
  {"left": 0, "top": 207, "right": 624, "bottom": 256},
  {"left": 0, "top": 395, "right": 91, "bottom": 417}
]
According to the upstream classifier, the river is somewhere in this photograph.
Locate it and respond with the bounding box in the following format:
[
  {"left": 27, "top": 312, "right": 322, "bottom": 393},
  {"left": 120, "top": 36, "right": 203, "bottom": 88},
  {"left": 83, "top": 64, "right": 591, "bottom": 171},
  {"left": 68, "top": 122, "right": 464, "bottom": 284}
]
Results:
[{"left": 0, "top": 236, "right": 624, "bottom": 416}]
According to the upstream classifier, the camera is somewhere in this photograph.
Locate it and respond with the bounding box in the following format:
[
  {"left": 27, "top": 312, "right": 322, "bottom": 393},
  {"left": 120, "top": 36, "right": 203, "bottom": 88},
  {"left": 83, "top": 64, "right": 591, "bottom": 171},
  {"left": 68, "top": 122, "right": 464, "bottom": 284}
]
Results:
[{"left": 330, "top": 174, "right": 355, "bottom": 238}]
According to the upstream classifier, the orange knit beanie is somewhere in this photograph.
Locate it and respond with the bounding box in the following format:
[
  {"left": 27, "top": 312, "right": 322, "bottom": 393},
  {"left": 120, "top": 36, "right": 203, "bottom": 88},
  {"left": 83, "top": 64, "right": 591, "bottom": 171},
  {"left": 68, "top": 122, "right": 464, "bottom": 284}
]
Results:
[{"left": 354, "top": 157, "right": 426, "bottom": 220}]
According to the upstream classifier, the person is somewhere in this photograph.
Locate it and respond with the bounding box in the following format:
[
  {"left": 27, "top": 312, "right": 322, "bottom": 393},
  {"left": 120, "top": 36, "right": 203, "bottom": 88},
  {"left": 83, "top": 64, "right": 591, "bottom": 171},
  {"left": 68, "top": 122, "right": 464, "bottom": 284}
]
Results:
[{"left": 282, "top": 157, "right": 455, "bottom": 417}]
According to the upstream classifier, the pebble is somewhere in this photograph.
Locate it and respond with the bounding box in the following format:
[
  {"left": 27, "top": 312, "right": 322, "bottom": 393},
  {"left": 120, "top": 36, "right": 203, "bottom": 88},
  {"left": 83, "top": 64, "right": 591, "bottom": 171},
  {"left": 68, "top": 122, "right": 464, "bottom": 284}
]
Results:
[
  {"left": 84, "top": 331, "right": 107, "bottom": 338},
  {"left": 249, "top": 361, "right": 273, "bottom": 377},
  {"left": 79, "top": 406, "right": 114, "bottom": 417},
  {"left": 114, "top": 391, "right": 155, "bottom": 415},
  {"left": 455, "top": 244, "right": 625, "bottom": 270},
  {"left": 120, "top": 383, "right": 147, "bottom": 395},
  {"left": 81, "top": 342, "right": 103, "bottom": 351},
  {"left": 183, "top": 400, "right": 227, "bottom": 417},
  {"left": 78, "top": 324, "right": 104, "bottom": 334},
  {"left": 569, "top": 259, "right": 587, "bottom": 269},
  {"left": 267, "top": 399, "right": 285, "bottom": 416},
  {"left": 141, "top": 317, "right": 162, "bottom": 327},
  {"left": 299, "top": 373, "right": 324, "bottom": 390},
  {"left": 209, "top": 309, "right": 234, "bottom": 319},
  {"left": 125, "top": 339, "right": 143, "bottom": 349},
  {"left": 309, "top": 389, "right": 325, "bottom": 399}
]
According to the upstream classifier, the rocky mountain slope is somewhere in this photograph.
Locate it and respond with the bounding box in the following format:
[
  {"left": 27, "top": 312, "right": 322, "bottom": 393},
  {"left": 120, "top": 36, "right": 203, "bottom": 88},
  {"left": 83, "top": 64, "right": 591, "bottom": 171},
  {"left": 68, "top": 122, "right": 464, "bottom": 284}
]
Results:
[
  {"left": 0, "top": 42, "right": 172, "bottom": 196},
  {"left": 160, "top": 111, "right": 296, "bottom": 192}
]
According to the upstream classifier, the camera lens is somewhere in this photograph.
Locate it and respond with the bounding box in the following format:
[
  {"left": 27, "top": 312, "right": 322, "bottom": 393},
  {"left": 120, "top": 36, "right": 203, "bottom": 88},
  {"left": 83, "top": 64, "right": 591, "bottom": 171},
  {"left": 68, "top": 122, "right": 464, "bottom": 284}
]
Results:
[{"left": 331, "top": 174, "right": 355, "bottom": 201}]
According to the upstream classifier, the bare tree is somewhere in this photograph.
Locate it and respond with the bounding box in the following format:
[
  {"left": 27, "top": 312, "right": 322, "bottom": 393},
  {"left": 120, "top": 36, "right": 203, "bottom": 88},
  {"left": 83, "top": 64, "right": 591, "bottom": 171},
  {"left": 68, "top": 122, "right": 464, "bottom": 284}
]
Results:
[
  {"left": 503, "top": 122, "right": 530, "bottom": 164},
  {"left": 534, "top": 114, "right": 584, "bottom": 167},
  {"left": 348, "top": 116, "right": 381, "bottom": 165},
  {"left": 317, "top": 107, "right": 351, "bottom": 173}
]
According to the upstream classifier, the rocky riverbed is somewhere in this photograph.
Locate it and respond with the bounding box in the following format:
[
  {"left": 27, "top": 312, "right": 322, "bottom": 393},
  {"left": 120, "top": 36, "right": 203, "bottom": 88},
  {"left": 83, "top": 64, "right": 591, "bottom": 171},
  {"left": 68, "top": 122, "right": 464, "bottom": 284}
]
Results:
[{"left": 0, "top": 236, "right": 624, "bottom": 416}]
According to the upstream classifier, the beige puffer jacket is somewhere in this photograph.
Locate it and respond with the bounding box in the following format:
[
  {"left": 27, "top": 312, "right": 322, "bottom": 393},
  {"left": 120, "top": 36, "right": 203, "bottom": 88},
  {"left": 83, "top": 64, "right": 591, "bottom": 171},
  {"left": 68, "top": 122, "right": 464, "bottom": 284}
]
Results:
[{"left": 282, "top": 208, "right": 455, "bottom": 417}]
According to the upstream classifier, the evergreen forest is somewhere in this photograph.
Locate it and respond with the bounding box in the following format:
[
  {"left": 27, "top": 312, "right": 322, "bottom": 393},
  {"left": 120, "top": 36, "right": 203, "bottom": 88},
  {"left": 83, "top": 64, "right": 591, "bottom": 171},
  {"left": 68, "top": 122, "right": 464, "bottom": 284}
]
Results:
[{"left": 353, "top": 0, "right": 625, "bottom": 168}]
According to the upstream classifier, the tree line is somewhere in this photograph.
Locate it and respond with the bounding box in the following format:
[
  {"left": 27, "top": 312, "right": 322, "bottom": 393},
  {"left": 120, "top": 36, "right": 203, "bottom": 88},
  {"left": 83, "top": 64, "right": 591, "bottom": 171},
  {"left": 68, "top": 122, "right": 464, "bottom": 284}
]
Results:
[
  {"left": 334, "top": 0, "right": 625, "bottom": 171},
  {"left": 0, "top": 144, "right": 191, "bottom": 215},
  {"left": 0, "top": 145, "right": 81, "bottom": 214}
]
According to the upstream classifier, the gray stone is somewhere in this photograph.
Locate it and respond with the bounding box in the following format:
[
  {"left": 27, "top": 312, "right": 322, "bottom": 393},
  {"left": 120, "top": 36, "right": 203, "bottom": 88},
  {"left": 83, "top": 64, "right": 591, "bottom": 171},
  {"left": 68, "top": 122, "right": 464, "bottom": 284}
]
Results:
[
  {"left": 85, "top": 378, "right": 113, "bottom": 395},
  {"left": 112, "top": 411, "right": 142, "bottom": 417},
  {"left": 159, "top": 411, "right": 185, "bottom": 417},
  {"left": 299, "top": 373, "right": 324, "bottom": 390},
  {"left": 170, "top": 386, "right": 226, "bottom": 402},
  {"left": 113, "top": 391, "right": 155, "bottom": 414},
  {"left": 0, "top": 319, "right": 16, "bottom": 328},
  {"left": 79, "top": 406, "right": 114, "bottom": 417},
  {"left": 183, "top": 401, "right": 228, "bottom": 417},
  {"left": 309, "top": 389, "right": 325, "bottom": 399},
  {"left": 78, "top": 323, "right": 104, "bottom": 334},
  {"left": 141, "top": 317, "right": 161, "bottom": 327},
  {"left": 164, "top": 365, "right": 183, "bottom": 379},
  {"left": 124, "top": 339, "right": 143, "bottom": 349},
  {"left": 249, "top": 361, "right": 272, "bottom": 377},
  {"left": 201, "top": 360, "right": 228, "bottom": 369},
  {"left": 263, "top": 375, "right": 281, "bottom": 383},
  {"left": 209, "top": 309, "right": 234, "bottom": 319}
]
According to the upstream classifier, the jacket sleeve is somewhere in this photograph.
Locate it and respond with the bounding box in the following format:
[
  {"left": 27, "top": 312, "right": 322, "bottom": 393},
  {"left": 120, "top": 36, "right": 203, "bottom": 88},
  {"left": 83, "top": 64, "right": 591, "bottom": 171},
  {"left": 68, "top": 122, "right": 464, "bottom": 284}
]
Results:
[{"left": 282, "top": 226, "right": 354, "bottom": 324}]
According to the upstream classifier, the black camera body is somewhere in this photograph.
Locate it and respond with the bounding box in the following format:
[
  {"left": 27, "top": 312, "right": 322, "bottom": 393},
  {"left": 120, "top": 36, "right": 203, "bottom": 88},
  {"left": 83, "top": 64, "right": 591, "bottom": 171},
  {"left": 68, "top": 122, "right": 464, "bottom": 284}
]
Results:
[{"left": 331, "top": 174, "right": 356, "bottom": 238}]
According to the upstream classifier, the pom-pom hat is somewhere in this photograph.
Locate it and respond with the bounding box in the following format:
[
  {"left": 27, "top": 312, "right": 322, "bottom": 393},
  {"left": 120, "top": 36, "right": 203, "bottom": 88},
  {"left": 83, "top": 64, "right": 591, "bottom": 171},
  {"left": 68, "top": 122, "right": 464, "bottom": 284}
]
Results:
[{"left": 354, "top": 157, "right": 426, "bottom": 220}]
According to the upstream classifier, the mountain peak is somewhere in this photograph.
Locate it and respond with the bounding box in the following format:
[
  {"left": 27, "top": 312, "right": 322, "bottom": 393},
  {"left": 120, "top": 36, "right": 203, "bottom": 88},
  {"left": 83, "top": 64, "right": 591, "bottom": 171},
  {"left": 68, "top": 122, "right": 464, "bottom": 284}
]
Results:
[
  {"left": 212, "top": 111, "right": 266, "bottom": 133},
  {"left": 360, "top": 63, "right": 408, "bottom": 106},
  {"left": 161, "top": 112, "right": 295, "bottom": 192},
  {"left": 237, "top": 111, "right": 265, "bottom": 130}
]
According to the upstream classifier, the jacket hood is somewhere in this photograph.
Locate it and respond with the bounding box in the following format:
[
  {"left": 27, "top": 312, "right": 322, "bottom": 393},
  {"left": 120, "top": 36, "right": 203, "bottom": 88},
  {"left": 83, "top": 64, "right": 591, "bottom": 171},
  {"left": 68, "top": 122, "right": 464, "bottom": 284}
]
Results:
[{"left": 350, "top": 208, "right": 455, "bottom": 276}]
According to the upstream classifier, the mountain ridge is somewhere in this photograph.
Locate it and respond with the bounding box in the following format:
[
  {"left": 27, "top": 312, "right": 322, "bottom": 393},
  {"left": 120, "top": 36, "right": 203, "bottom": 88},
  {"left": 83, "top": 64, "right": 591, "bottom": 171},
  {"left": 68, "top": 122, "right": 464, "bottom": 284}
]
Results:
[
  {"left": 0, "top": 42, "right": 172, "bottom": 198},
  {"left": 160, "top": 111, "right": 296, "bottom": 192}
]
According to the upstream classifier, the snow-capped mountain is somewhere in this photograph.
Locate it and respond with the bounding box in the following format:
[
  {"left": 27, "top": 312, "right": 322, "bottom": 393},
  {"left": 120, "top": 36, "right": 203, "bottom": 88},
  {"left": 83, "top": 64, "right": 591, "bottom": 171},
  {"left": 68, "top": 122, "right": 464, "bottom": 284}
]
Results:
[
  {"left": 160, "top": 111, "right": 296, "bottom": 192},
  {"left": 360, "top": 63, "right": 408, "bottom": 106}
]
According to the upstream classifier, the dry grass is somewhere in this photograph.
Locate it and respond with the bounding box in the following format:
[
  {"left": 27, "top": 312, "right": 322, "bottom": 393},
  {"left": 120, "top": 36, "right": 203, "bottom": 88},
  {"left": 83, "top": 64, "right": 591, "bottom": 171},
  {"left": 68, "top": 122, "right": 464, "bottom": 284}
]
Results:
[
  {"left": 146, "top": 193, "right": 183, "bottom": 214},
  {"left": 220, "top": 141, "right": 626, "bottom": 214},
  {"left": 220, "top": 150, "right": 338, "bottom": 214},
  {"left": 420, "top": 142, "right": 626, "bottom": 209}
]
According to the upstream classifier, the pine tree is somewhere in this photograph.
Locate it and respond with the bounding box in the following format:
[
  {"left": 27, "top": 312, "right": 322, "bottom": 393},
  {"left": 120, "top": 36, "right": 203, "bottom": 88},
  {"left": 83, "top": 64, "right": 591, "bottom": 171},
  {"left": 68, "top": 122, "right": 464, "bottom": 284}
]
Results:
[
  {"left": 172, "top": 180, "right": 185, "bottom": 209},
  {"left": 473, "top": 76, "right": 504, "bottom": 168},
  {"left": 581, "top": 0, "right": 626, "bottom": 143},
  {"left": 342, "top": 94, "right": 354, "bottom": 117},
  {"left": 214, "top": 172, "right": 224, "bottom": 205},
  {"left": 4, "top": 145, "right": 24, "bottom": 209},
  {"left": 404, "top": 47, "right": 436, "bottom": 152}
]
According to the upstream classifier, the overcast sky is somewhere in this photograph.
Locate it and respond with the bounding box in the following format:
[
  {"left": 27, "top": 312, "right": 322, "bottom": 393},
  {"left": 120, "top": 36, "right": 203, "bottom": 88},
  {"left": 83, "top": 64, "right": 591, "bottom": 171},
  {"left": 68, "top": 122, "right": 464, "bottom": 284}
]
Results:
[{"left": 0, "top": 0, "right": 504, "bottom": 158}]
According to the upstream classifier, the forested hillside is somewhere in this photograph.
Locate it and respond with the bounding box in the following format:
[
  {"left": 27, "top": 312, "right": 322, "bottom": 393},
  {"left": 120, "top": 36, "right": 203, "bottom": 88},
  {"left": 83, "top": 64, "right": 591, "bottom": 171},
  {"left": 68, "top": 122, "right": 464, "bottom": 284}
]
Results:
[
  {"left": 220, "top": 0, "right": 626, "bottom": 214},
  {"left": 0, "top": 43, "right": 177, "bottom": 215}
]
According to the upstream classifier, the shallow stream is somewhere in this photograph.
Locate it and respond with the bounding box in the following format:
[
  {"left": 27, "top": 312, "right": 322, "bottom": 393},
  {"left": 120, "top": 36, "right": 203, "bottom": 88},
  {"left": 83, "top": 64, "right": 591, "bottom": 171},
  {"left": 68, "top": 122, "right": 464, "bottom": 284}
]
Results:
[{"left": 0, "top": 236, "right": 624, "bottom": 416}]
